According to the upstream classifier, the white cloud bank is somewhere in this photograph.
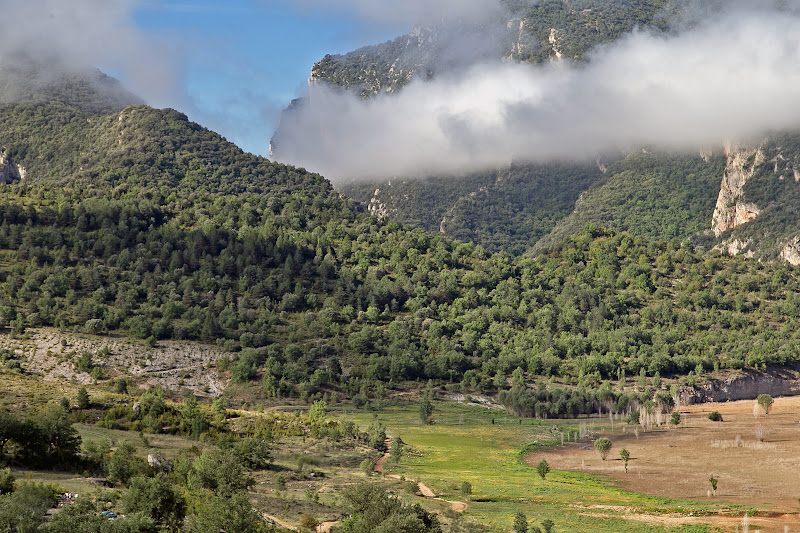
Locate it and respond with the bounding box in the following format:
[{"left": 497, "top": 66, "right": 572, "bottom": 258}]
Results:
[
  {"left": 274, "top": 5, "right": 800, "bottom": 181},
  {"left": 0, "top": 0, "right": 181, "bottom": 108}
]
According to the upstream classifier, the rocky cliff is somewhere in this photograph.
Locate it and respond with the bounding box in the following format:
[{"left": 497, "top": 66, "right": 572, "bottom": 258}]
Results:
[
  {"left": 711, "top": 142, "right": 763, "bottom": 236},
  {"left": 684, "top": 368, "right": 800, "bottom": 404},
  {"left": 0, "top": 151, "right": 25, "bottom": 184}
]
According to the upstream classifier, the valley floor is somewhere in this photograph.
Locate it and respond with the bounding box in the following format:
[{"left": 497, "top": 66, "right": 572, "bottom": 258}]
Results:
[{"left": 530, "top": 396, "right": 800, "bottom": 532}]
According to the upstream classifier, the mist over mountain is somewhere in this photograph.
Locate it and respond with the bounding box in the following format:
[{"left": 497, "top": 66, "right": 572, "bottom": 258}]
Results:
[
  {"left": 272, "top": 0, "right": 800, "bottom": 182},
  {"left": 0, "top": 56, "right": 143, "bottom": 114}
]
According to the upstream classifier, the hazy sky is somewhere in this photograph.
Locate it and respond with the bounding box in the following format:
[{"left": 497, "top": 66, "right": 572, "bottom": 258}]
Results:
[
  {"left": 132, "top": 0, "right": 416, "bottom": 155},
  {"left": 1, "top": 0, "right": 429, "bottom": 155}
]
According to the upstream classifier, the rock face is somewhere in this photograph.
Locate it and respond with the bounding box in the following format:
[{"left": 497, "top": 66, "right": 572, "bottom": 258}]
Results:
[
  {"left": 0, "top": 151, "right": 25, "bottom": 184},
  {"left": 780, "top": 236, "right": 800, "bottom": 265},
  {"left": 711, "top": 142, "right": 763, "bottom": 236},
  {"left": 367, "top": 188, "right": 390, "bottom": 220},
  {"left": 683, "top": 368, "right": 800, "bottom": 404}
]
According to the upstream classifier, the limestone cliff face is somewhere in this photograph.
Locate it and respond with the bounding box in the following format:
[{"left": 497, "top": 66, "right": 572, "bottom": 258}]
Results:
[
  {"left": 548, "top": 28, "right": 563, "bottom": 60},
  {"left": 367, "top": 188, "right": 390, "bottom": 220},
  {"left": 504, "top": 19, "right": 539, "bottom": 62},
  {"left": 780, "top": 236, "right": 800, "bottom": 265},
  {"left": 0, "top": 151, "right": 25, "bottom": 184},
  {"left": 711, "top": 142, "right": 763, "bottom": 236}
]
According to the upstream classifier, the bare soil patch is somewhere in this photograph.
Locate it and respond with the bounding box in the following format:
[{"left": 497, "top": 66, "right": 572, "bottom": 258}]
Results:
[
  {"left": 527, "top": 396, "right": 800, "bottom": 531},
  {"left": 0, "top": 328, "right": 225, "bottom": 395}
]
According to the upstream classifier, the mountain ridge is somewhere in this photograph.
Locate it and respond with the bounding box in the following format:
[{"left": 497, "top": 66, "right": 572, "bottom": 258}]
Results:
[{"left": 274, "top": 0, "right": 800, "bottom": 263}]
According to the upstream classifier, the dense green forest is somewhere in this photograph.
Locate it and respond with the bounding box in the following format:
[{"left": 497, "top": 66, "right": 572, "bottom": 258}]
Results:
[
  {"left": 531, "top": 152, "right": 726, "bottom": 254},
  {"left": 4, "top": 92, "right": 800, "bottom": 419},
  {"left": 342, "top": 163, "right": 603, "bottom": 256}
]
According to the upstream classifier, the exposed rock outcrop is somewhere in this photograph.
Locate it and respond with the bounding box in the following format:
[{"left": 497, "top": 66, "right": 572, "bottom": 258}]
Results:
[
  {"left": 367, "top": 188, "right": 389, "bottom": 220},
  {"left": 504, "top": 19, "right": 538, "bottom": 61},
  {"left": 715, "top": 238, "right": 754, "bottom": 258},
  {"left": 548, "top": 28, "right": 563, "bottom": 60},
  {"left": 683, "top": 368, "right": 800, "bottom": 404},
  {"left": 0, "top": 151, "right": 25, "bottom": 184},
  {"left": 780, "top": 236, "right": 800, "bottom": 265},
  {"left": 711, "top": 142, "right": 763, "bottom": 236}
]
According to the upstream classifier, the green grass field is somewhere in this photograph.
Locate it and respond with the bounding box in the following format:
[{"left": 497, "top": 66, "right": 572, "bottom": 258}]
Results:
[{"left": 341, "top": 399, "right": 730, "bottom": 532}]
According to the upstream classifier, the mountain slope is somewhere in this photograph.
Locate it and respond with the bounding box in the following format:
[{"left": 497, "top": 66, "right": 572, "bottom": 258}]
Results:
[
  {"left": 277, "top": 0, "right": 800, "bottom": 264},
  {"left": 308, "top": 0, "right": 673, "bottom": 98},
  {"left": 5, "top": 67, "right": 800, "bottom": 415},
  {"left": 532, "top": 151, "right": 726, "bottom": 253},
  {"left": 341, "top": 162, "right": 603, "bottom": 255}
]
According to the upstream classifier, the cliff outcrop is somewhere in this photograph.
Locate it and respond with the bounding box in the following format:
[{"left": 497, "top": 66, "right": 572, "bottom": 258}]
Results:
[
  {"left": 683, "top": 368, "right": 800, "bottom": 404},
  {"left": 0, "top": 151, "right": 25, "bottom": 184},
  {"left": 711, "top": 142, "right": 763, "bottom": 236}
]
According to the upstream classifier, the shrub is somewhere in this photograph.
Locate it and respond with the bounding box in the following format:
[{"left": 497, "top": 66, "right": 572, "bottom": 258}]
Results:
[
  {"left": 708, "top": 411, "right": 723, "bottom": 422},
  {"left": 77, "top": 387, "right": 90, "bottom": 409},
  {"left": 0, "top": 468, "right": 14, "bottom": 495},
  {"left": 620, "top": 448, "right": 630, "bottom": 473},
  {"left": 594, "top": 438, "right": 612, "bottom": 460},
  {"left": 460, "top": 481, "right": 472, "bottom": 501},
  {"left": 536, "top": 459, "right": 550, "bottom": 480},
  {"left": 755, "top": 420, "right": 769, "bottom": 442},
  {"left": 359, "top": 458, "right": 375, "bottom": 476},
  {"left": 757, "top": 394, "right": 774, "bottom": 415}
]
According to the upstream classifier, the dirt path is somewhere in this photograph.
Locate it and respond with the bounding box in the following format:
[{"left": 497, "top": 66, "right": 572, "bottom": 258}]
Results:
[
  {"left": 373, "top": 442, "right": 391, "bottom": 473},
  {"left": 317, "top": 521, "right": 338, "bottom": 532},
  {"left": 417, "top": 481, "right": 468, "bottom": 512},
  {"left": 378, "top": 441, "right": 467, "bottom": 513},
  {"left": 263, "top": 513, "right": 298, "bottom": 531},
  {"left": 417, "top": 481, "right": 436, "bottom": 498}
]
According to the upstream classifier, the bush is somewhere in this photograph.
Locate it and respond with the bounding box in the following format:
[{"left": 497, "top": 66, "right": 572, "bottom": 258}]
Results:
[
  {"left": 757, "top": 394, "right": 774, "bottom": 415},
  {"left": 0, "top": 468, "right": 14, "bottom": 495},
  {"left": 594, "top": 438, "right": 612, "bottom": 460},
  {"left": 708, "top": 411, "right": 723, "bottom": 422},
  {"left": 536, "top": 459, "right": 550, "bottom": 480},
  {"left": 359, "top": 458, "right": 375, "bottom": 476},
  {"left": 77, "top": 387, "right": 90, "bottom": 409}
]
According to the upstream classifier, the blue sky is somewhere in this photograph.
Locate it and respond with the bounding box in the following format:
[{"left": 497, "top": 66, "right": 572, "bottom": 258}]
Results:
[{"left": 130, "top": 1, "right": 407, "bottom": 155}]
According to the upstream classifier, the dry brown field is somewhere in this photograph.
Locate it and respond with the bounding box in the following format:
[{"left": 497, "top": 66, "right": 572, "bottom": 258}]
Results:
[{"left": 528, "top": 396, "right": 800, "bottom": 532}]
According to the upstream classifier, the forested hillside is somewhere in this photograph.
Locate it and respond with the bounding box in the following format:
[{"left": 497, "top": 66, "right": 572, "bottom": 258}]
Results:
[
  {"left": 341, "top": 163, "right": 602, "bottom": 256},
  {"left": 4, "top": 87, "right": 800, "bottom": 414},
  {"left": 531, "top": 152, "right": 726, "bottom": 254}
]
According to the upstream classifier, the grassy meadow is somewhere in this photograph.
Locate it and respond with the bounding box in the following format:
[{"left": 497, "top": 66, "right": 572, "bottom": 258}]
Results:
[{"left": 343, "top": 399, "right": 735, "bottom": 532}]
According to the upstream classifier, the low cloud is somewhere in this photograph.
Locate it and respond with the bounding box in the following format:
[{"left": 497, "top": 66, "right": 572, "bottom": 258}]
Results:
[
  {"left": 274, "top": 4, "right": 800, "bottom": 181},
  {"left": 0, "top": 0, "right": 181, "bottom": 108}
]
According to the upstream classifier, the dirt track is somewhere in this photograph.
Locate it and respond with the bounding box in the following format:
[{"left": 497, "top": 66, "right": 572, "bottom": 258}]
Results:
[{"left": 377, "top": 441, "right": 468, "bottom": 513}]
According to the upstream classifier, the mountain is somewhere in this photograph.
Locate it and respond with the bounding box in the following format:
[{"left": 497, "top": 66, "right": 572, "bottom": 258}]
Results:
[
  {"left": 5, "top": 65, "right": 800, "bottom": 414},
  {"left": 341, "top": 162, "right": 603, "bottom": 256},
  {"left": 0, "top": 58, "right": 143, "bottom": 113},
  {"left": 275, "top": 0, "right": 800, "bottom": 265},
  {"left": 303, "top": 0, "right": 674, "bottom": 98}
]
